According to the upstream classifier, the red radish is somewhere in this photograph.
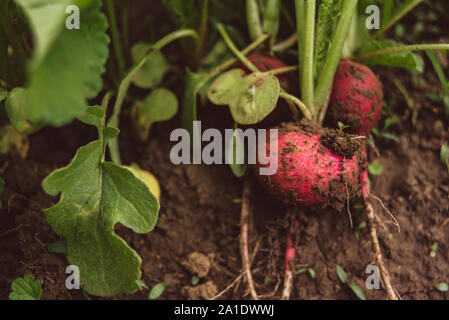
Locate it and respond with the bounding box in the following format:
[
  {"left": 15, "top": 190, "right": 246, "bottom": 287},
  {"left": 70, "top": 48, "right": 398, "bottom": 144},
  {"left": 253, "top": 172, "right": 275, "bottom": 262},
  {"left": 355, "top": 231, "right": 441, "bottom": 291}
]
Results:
[
  {"left": 254, "top": 120, "right": 366, "bottom": 209},
  {"left": 236, "top": 53, "right": 295, "bottom": 92},
  {"left": 326, "top": 60, "right": 383, "bottom": 136}
]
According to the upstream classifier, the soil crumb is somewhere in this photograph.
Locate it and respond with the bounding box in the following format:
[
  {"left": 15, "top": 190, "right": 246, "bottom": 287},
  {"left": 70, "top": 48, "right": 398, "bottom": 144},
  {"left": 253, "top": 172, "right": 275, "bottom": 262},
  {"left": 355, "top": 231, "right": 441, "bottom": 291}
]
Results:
[
  {"left": 182, "top": 281, "right": 217, "bottom": 300},
  {"left": 181, "top": 252, "right": 211, "bottom": 278}
]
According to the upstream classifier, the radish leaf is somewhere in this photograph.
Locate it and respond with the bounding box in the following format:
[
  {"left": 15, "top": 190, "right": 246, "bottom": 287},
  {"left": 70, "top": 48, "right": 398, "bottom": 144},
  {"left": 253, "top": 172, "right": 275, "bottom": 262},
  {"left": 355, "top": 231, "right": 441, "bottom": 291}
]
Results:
[
  {"left": 132, "top": 88, "right": 178, "bottom": 141},
  {"left": 42, "top": 106, "right": 160, "bottom": 296},
  {"left": 16, "top": 0, "right": 109, "bottom": 126},
  {"left": 360, "top": 39, "right": 423, "bottom": 72},
  {"left": 5, "top": 88, "right": 43, "bottom": 134},
  {"left": 9, "top": 275, "right": 42, "bottom": 300},
  {"left": 131, "top": 43, "right": 169, "bottom": 89},
  {"left": 208, "top": 69, "right": 280, "bottom": 125}
]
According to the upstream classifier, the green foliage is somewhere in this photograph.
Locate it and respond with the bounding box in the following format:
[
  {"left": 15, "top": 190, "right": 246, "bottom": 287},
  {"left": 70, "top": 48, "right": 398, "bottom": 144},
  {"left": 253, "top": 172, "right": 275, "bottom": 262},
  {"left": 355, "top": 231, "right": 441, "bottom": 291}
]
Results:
[
  {"left": 0, "top": 88, "right": 7, "bottom": 104},
  {"left": 227, "top": 123, "right": 247, "bottom": 178},
  {"left": 16, "top": 0, "right": 109, "bottom": 126},
  {"left": 9, "top": 275, "right": 42, "bottom": 300},
  {"left": 162, "top": 0, "right": 197, "bottom": 28},
  {"left": 360, "top": 40, "right": 423, "bottom": 72},
  {"left": 207, "top": 69, "right": 280, "bottom": 125},
  {"left": 47, "top": 240, "right": 68, "bottom": 254},
  {"left": 131, "top": 43, "right": 169, "bottom": 89},
  {"left": 108, "top": 29, "right": 198, "bottom": 164},
  {"left": 368, "top": 163, "right": 383, "bottom": 175},
  {"left": 42, "top": 106, "right": 160, "bottom": 296},
  {"left": 435, "top": 283, "right": 448, "bottom": 292},
  {"left": 132, "top": 88, "right": 178, "bottom": 140},
  {"left": 372, "top": 114, "right": 400, "bottom": 142},
  {"left": 337, "top": 121, "right": 350, "bottom": 131},
  {"left": 5, "top": 87, "right": 43, "bottom": 134},
  {"left": 354, "top": 221, "right": 367, "bottom": 239},
  {"left": 149, "top": 281, "right": 167, "bottom": 300},
  {"left": 349, "top": 282, "right": 366, "bottom": 300},
  {"left": 191, "top": 275, "right": 199, "bottom": 285},
  {"left": 314, "top": 0, "right": 339, "bottom": 80},
  {"left": 336, "top": 265, "right": 347, "bottom": 284}
]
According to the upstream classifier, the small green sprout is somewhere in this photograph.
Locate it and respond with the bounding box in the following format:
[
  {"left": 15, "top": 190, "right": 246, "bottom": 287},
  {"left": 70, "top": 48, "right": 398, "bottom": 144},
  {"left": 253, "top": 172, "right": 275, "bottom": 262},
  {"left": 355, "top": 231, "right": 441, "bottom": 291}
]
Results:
[{"left": 149, "top": 281, "right": 167, "bottom": 300}]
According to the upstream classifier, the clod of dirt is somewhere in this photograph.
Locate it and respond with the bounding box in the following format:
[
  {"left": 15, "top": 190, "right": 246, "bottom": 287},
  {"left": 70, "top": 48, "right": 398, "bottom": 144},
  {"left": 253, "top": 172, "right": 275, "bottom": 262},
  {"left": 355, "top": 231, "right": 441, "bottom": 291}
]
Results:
[
  {"left": 182, "top": 281, "right": 217, "bottom": 300},
  {"left": 181, "top": 252, "right": 211, "bottom": 278}
]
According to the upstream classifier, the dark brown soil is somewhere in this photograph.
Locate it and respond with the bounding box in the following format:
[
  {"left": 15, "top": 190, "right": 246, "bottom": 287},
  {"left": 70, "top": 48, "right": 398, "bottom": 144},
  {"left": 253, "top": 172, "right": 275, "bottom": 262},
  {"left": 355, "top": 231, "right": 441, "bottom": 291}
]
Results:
[{"left": 1, "top": 62, "right": 448, "bottom": 300}]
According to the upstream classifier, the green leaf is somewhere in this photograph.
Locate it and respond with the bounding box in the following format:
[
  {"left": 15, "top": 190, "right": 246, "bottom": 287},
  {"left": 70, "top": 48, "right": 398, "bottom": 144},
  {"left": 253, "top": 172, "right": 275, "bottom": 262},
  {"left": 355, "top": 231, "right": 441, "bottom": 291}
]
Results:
[
  {"left": 295, "top": 268, "right": 307, "bottom": 275},
  {"left": 5, "top": 88, "right": 43, "bottom": 134},
  {"left": 314, "top": 0, "right": 339, "bottom": 80},
  {"left": 47, "top": 240, "right": 68, "bottom": 254},
  {"left": 0, "top": 88, "right": 7, "bottom": 104},
  {"left": 360, "top": 40, "right": 424, "bottom": 72},
  {"left": 435, "top": 283, "right": 449, "bottom": 292},
  {"left": 208, "top": 69, "right": 280, "bottom": 125},
  {"left": 348, "top": 282, "right": 366, "bottom": 300},
  {"left": 42, "top": 107, "right": 160, "bottom": 296},
  {"left": 191, "top": 275, "right": 199, "bottom": 286},
  {"left": 336, "top": 265, "right": 347, "bottom": 284},
  {"left": 132, "top": 88, "right": 178, "bottom": 140},
  {"left": 368, "top": 163, "right": 383, "bottom": 175},
  {"left": 162, "top": 0, "right": 197, "bottom": 28},
  {"left": 149, "top": 281, "right": 167, "bottom": 300},
  {"left": 383, "top": 115, "right": 400, "bottom": 131},
  {"left": 131, "top": 43, "right": 169, "bottom": 89},
  {"left": 308, "top": 268, "right": 316, "bottom": 279},
  {"left": 17, "top": 0, "right": 109, "bottom": 126},
  {"left": 426, "top": 50, "right": 448, "bottom": 94},
  {"left": 9, "top": 275, "right": 42, "bottom": 300}
]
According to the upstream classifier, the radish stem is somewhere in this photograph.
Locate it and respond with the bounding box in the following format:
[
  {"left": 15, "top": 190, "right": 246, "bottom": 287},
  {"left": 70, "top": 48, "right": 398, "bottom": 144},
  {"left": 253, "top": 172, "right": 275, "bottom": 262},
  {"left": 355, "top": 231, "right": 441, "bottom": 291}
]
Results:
[
  {"left": 273, "top": 33, "right": 298, "bottom": 52},
  {"left": 106, "top": 0, "right": 125, "bottom": 76},
  {"left": 263, "top": 0, "right": 281, "bottom": 45},
  {"left": 300, "top": 0, "right": 316, "bottom": 114},
  {"left": 356, "top": 43, "right": 449, "bottom": 61},
  {"left": 217, "top": 23, "right": 259, "bottom": 73},
  {"left": 246, "top": 0, "right": 264, "bottom": 42}
]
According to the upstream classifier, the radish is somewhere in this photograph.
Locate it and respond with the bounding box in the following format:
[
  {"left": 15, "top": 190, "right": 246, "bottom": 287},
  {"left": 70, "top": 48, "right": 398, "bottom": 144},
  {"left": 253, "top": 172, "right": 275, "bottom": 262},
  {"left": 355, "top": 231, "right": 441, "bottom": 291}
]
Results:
[
  {"left": 326, "top": 60, "right": 383, "bottom": 136},
  {"left": 254, "top": 119, "right": 366, "bottom": 209},
  {"left": 236, "top": 53, "right": 295, "bottom": 92}
]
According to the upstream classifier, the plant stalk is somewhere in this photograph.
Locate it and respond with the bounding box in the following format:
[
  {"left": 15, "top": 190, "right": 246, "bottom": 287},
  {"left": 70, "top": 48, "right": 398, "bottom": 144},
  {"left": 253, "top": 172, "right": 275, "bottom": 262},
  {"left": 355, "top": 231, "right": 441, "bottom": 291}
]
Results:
[
  {"left": 300, "top": 0, "right": 316, "bottom": 114},
  {"left": 105, "top": 0, "right": 125, "bottom": 76},
  {"left": 356, "top": 43, "right": 449, "bottom": 61},
  {"left": 263, "top": 0, "right": 281, "bottom": 45},
  {"left": 246, "top": 0, "right": 264, "bottom": 42}
]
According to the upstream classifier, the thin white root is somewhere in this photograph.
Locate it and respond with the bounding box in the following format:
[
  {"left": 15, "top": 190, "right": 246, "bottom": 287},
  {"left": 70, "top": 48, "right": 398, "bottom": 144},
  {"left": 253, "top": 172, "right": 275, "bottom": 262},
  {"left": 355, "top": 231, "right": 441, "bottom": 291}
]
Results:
[
  {"left": 363, "top": 183, "right": 399, "bottom": 300},
  {"left": 240, "top": 178, "right": 259, "bottom": 300}
]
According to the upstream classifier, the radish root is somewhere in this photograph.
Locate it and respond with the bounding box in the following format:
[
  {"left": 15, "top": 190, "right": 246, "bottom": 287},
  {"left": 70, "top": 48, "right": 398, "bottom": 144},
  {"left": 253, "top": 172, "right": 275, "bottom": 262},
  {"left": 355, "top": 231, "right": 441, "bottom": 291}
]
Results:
[
  {"left": 361, "top": 170, "right": 399, "bottom": 300},
  {"left": 240, "top": 178, "right": 259, "bottom": 300}
]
